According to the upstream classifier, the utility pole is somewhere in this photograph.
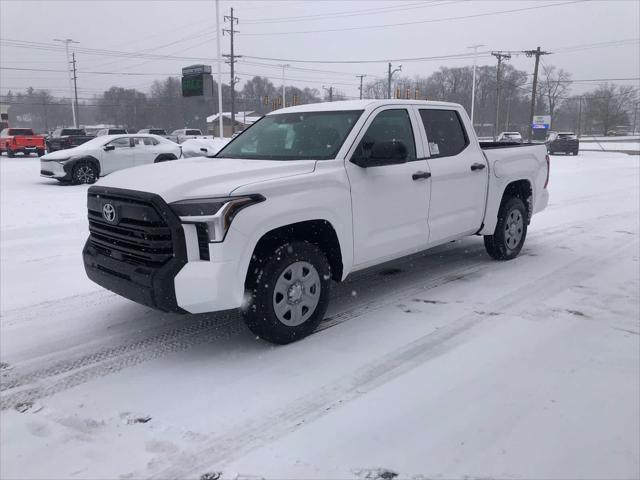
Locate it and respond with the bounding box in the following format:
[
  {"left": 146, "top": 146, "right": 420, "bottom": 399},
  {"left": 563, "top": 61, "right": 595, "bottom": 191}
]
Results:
[
  {"left": 357, "top": 74, "right": 366, "bottom": 100},
  {"left": 577, "top": 96, "right": 583, "bottom": 137},
  {"left": 53, "top": 38, "right": 79, "bottom": 127},
  {"left": 71, "top": 52, "right": 79, "bottom": 127},
  {"left": 387, "top": 62, "right": 402, "bottom": 99},
  {"left": 215, "top": 0, "right": 224, "bottom": 139},
  {"left": 323, "top": 85, "right": 333, "bottom": 102},
  {"left": 491, "top": 51, "right": 511, "bottom": 141},
  {"left": 467, "top": 44, "right": 485, "bottom": 130},
  {"left": 279, "top": 64, "right": 290, "bottom": 107},
  {"left": 223, "top": 8, "right": 240, "bottom": 133},
  {"left": 523, "top": 46, "right": 551, "bottom": 142}
]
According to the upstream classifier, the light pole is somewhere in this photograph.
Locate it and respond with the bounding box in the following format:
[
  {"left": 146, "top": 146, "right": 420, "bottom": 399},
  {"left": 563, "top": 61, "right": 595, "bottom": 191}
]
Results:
[
  {"left": 215, "top": 0, "right": 224, "bottom": 139},
  {"left": 467, "top": 44, "right": 485, "bottom": 130},
  {"left": 387, "top": 63, "right": 402, "bottom": 99},
  {"left": 53, "top": 38, "right": 79, "bottom": 127},
  {"left": 280, "top": 64, "right": 290, "bottom": 107}
]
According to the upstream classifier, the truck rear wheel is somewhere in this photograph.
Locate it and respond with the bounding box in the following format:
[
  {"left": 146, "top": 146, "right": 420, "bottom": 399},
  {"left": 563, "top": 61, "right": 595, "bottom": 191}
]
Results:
[
  {"left": 484, "top": 196, "right": 528, "bottom": 261},
  {"left": 243, "top": 241, "right": 331, "bottom": 344},
  {"left": 6, "top": 147, "right": 14, "bottom": 158}
]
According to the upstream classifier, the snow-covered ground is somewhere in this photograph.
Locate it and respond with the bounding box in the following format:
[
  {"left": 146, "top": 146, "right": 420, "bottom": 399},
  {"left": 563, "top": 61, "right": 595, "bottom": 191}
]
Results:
[
  {"left": 579, "top": 141, "right": 640, "bottom": 152},
  {"left": 1, "top": 152, "right": 638, "bottom": 479}
]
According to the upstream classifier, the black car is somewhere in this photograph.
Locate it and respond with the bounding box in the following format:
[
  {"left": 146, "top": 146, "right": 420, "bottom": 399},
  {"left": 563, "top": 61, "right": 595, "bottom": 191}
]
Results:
[
  {"left": 546, "top": 132, "right": 579, "bottom": 155},
  {"left": 46, "top": 128, "right": 95, "bottom": 152}
]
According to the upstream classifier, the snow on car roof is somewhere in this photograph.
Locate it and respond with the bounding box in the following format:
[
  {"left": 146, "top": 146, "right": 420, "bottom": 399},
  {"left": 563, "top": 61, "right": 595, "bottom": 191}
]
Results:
[{"left": 269, "top": 99, "right": 460, "bottom": 115}]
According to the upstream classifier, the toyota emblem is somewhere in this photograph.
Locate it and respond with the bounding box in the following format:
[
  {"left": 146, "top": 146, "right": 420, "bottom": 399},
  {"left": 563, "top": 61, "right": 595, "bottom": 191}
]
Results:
[{"left": 102, "top": 203, "right": 117, "bottom": 223}]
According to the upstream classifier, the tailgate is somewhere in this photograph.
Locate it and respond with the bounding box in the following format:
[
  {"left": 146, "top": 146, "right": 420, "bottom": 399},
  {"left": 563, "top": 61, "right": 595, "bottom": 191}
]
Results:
[{"left": 15, "top": 136, "right": 44, "bottom": 147}]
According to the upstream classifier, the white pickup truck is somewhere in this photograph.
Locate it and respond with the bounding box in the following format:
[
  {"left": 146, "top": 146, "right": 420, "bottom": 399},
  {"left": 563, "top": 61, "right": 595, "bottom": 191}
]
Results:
[{"left": 83, "top": 100, "right": 549, "bottom": 344}]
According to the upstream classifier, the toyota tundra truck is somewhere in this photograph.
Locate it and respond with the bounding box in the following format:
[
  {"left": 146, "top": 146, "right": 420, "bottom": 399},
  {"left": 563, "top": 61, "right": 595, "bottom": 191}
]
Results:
[{"left": 83, "top": 100, "right": 549, "bottom": 344}]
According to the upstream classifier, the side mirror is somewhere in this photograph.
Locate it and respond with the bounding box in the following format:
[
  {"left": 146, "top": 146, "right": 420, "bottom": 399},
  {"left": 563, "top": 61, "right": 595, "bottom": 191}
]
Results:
[
  {"left": 351, "top": 140, "right": 408, "bottom": 168},
  {"left": 103, "top": 145, "right": 115, "bottom": 152}
]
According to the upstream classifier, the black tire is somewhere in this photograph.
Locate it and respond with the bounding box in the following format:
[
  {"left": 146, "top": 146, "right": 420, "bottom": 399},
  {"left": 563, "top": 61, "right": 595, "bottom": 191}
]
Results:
[
  {"left": 242, "top": 241, "right": 331, "bottom": 345},
  {"left": 72, "top": 162, "right": 98, "bottom": 185},
  {"left": 36, "top": 148, "right": 45, "bottom": 157},
  {"left": 484, "top": 196, "right": 528, "bottom": 261},
  {"left": 573, "top": 149, "right": 579, "bottom": 155},
  {"left": 6, "top": 147, "right": 14, "bottom": 158}
]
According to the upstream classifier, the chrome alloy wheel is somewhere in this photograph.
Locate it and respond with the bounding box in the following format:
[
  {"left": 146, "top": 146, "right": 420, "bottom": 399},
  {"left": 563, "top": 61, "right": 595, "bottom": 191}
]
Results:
[
  {"left": 273, "top": 261, "right": 321, "bottom": 327},
  {"left": 504, "top": 208, "right": 524, "bottom": 249}
]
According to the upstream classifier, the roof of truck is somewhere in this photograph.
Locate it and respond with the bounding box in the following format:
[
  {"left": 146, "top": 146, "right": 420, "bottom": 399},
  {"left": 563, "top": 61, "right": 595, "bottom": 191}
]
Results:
[{"left": 269, "top": 99, "right": 461, "bottom": 115}]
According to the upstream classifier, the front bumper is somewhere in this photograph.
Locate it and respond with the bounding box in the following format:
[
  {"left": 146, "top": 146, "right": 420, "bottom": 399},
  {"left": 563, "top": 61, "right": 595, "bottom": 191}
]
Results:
[
  {"left": 40, "top": 160, "right": 70, "bottom": 179},
  {"left": 82, "top": 186, "right": 249, "bottom": 314}
]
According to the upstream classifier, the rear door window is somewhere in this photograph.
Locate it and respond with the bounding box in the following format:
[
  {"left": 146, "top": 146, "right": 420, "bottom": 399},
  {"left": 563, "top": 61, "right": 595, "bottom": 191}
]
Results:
[{"left": 418, "top": 109, "right": 469, "bottom": 158}]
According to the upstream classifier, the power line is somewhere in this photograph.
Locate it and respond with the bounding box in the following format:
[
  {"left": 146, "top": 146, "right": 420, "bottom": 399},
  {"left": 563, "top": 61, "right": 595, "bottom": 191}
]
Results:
[
  {"left": 242, "top": 1, "right": 459, "bottom": 24},
  {"left": 237, "top": 0, "right": 587, "bottom": 36}
]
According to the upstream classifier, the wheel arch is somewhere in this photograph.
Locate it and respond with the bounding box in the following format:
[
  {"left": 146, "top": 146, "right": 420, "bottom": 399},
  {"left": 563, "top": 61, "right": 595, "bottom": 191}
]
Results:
[
  {"left": 246, "top": 219, "right": 344, "bottom": 285},
  {"left": 70, "top": 155, "right": 101, "bottom": 176},
  {"left": 500, "top": 179, "right": 533, "bottom": 223},
  {"left": 154, "top": 153, "right": 178, "bottom": 163}
]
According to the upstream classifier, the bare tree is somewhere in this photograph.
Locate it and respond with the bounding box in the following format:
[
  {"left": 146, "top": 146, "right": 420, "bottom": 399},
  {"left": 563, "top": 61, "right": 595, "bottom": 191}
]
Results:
[
  {"left": 586, "top": 83, "right": 637, "bottom": 135},
  {"left": 538, "top": 64, "right": 572, "bottom": 129}
]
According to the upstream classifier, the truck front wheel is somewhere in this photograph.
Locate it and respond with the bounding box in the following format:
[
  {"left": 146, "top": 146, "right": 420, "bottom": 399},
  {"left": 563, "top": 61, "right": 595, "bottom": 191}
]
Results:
[
  {"left": 484, "top": 196, "right": 528, "bottom": 261},
  {"left": 243, "top": 241, "right": 331, "bottom": 344}
]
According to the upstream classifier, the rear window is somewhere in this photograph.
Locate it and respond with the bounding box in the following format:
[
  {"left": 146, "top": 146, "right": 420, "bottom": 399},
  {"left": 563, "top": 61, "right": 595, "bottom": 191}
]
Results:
[
  {"left": 418, "top": 109, "right": 469, "bottom": 158},
  {"left": 9, "top": 128, "right": 34, "bottom": 135},
  {"left": 185, "top": 130, "right": 201, "bottom": 136},
  {"left": 558, "top": 133, "right": 577, "bottom": 139},
  {"left": 149, "top": 129, "right": 166, "bottom": 135},
  {"left": 61, "top": 129, "right": 85, "bottom": 136}
]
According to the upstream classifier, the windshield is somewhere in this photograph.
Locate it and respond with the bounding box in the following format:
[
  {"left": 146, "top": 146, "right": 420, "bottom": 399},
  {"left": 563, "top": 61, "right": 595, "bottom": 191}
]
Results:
[
  {"left": 217, "top": 110, "right": 363, "bottom": 160},
  {"left": 61, "top": 129, "right": 85, "bottom": 136}
]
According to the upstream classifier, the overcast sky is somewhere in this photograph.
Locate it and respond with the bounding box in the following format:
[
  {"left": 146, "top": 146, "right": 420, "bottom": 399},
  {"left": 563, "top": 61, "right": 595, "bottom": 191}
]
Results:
[{"left": 1, "top": 0, "right": 639, "bottom": 100}]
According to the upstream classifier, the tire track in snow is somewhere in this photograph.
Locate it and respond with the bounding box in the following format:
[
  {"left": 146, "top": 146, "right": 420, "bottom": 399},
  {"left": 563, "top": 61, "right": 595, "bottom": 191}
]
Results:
[
  {"left": 1, "top": 211, "right": 635, "bottom": 410},
  {"left": 150, "top": 238, "right": 639, "bottom": 479}
]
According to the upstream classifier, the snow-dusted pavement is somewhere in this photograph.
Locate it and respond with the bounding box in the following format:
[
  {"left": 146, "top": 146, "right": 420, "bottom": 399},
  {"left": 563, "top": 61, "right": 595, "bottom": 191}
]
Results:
[{"left": 1, "top": 152, "right": 638, "bottom": 479}]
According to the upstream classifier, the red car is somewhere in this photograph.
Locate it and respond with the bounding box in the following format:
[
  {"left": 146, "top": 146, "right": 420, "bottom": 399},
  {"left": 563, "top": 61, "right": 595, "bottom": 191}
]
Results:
[{"left": 0, "top": 128, "right": 46, "bottom": 157}]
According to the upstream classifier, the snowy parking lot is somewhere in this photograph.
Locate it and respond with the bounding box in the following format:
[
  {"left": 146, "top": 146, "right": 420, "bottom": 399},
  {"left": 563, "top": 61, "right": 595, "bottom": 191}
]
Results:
[{"left": 1, "top": 152, "right": 638, "bottom": 479}]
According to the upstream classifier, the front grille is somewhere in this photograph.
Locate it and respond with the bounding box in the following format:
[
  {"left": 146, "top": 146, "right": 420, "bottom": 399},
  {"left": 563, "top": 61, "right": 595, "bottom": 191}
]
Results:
[{"left": 87, "top": 192, "right": 174, "bottom": 267}]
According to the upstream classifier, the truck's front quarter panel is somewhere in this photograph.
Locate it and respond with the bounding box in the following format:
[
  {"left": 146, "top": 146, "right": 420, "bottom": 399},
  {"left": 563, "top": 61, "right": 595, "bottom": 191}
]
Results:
[{"left": 172, "top": 160, "right": 354, "bottom": 314}]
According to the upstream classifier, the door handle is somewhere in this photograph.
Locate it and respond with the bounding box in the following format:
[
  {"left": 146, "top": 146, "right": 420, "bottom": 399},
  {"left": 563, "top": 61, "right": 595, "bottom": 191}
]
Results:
[
  {"left": 412, "top": 171, "right": 431, "bottom": 180},
  {"left": 470, "top": 163, "right": 486, "bottom": 171}
]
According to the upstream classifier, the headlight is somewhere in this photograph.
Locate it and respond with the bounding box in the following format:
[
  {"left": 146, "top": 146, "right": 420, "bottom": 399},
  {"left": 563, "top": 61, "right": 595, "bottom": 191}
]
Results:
[
  {"left": 42, "top": 157, "right": 70, "bottom": 163},
  {"left": 170, "top": 194, "right": 265, "bottom": 242}
]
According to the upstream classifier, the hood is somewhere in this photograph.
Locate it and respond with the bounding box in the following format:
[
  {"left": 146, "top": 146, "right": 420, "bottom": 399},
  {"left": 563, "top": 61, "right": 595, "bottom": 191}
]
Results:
[
  {"left": 42, "top": 143, "right": 94, "bottom": 160},
  {"left": 96, "top": 156, "right": 317, "bottom": 203}
]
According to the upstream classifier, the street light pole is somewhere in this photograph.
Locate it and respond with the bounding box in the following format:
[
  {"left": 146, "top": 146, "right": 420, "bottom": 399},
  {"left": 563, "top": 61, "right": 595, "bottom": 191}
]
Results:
[
  {"left": 215, "top": 0, "right": 224, "bottom": 139},
  {"left": 387, "top": 63, "right": 402, "bottom": 99},
  {"left": 280, "top": 64, "right": 290, "bottom": 107},
  {"left": 53, "top": 38, "right": 79, "bottom": 127},
  {"left": 467, "top": 44, "right": 485, "bottom": 130}
]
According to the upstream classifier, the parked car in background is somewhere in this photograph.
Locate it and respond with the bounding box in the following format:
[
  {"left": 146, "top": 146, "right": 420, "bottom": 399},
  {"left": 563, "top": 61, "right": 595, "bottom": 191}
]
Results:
[
  {"left": 83, "top": 99, "right": 549, "bottom": 344},
  {"left": 40, "top": 134, "right": 182, "bottom": 184},
  {"left": 168, "top": 128, "right": 212, "bottom": 144},
  {"left": 497, "top": 131, "right": 523, "bottom": 144},
  {"left": 1, "top": 128, "right": 46, "bottom": 157},
  {"left": 138, "top": 128, "right": 168, "bottom": 136},
  {"left": 46, "top": 128, "right": 95, "bottom": 152},
  {"left": 96, "top": 128, "right": 127, "bottom": 136},
  {"left": 546, "top": 131, "right": 579, "bottom": 155}
]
